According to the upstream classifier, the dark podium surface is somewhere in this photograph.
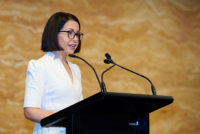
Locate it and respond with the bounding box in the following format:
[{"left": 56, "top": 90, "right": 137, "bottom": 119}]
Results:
[{"left": 41, "top": 92, "right": 173, "bottom": 134}]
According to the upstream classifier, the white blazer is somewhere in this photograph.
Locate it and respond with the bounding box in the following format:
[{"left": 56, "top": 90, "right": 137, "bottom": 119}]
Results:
[{"left": 24, "top": 51, "right": 83, "bottom": 134}]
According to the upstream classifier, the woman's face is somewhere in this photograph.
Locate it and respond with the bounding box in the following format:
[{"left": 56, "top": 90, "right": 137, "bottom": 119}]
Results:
[{"left": 57, "top": 20, "right": 80, "bottom": 55}]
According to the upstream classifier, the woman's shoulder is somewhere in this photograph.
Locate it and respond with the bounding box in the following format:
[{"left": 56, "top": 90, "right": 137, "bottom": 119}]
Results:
[{"left": 27, "top": 54, "right": 48, "bottom": 70}]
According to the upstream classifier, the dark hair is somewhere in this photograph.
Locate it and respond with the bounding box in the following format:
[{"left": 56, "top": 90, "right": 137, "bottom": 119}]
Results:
[{"left": 41, "top": 12, "right": 81, "bottom": 53}]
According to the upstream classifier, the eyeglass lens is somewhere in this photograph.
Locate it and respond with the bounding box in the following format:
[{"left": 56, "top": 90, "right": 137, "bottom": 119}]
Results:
[{"left": 67, "top": 30, "right": 83, "bottom": 40}]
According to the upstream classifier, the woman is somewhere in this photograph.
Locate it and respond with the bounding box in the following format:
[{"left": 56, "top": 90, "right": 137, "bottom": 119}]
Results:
[{"left": 23, "top": 12, "right": 84, "bottom": 134}]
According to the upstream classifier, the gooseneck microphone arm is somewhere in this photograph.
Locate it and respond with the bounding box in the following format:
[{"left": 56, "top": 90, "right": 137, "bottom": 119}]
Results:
[
  {"left": 104, "top": 53, "right": 157, "bottom": 95},
  {"left": 101, "top": 64, "right": 115, "bottom": 92},
  {"left": 68, "top": 54, "right": 103, "bottom": 92}
]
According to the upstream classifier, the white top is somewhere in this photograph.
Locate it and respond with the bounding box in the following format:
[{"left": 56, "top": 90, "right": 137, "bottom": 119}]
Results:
[{"left": 24, "top": 52, "right": 83, "bottom": 134}]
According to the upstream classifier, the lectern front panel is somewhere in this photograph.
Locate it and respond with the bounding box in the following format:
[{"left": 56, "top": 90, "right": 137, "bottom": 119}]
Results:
[{"left": 79, "top": 110, "right": 149, "bottom": 134}]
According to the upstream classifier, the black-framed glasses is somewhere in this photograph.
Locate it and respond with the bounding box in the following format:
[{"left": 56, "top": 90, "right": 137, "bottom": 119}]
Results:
[{"left": 59, "top": 29, "right": 84, "bottom": 40}]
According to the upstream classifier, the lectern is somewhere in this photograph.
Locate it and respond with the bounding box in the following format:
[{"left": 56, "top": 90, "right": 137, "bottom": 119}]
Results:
[{"left": 41, "top": 92, "right": 173, "bottom": 134}]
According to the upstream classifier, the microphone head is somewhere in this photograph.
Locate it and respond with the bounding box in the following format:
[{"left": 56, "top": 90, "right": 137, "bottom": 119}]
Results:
[
  {"left": 104, "top": 59, "right": 111, "bottom": 64},
  {"left": 68, "top": 54, "right": 76, "bottom": 58},
  {"left": 105, "top": 53, "right": 111, "bottom": 59}
]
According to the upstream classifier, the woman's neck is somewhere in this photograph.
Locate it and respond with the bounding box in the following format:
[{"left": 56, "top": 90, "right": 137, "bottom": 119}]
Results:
[{"left": 52, "top": 51, "right": 68, "bottom": 63}]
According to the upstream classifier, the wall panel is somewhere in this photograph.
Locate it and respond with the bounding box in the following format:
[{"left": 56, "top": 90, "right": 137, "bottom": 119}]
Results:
[{"left": 0, "top": 0, "right": 199, "bottom": 133}]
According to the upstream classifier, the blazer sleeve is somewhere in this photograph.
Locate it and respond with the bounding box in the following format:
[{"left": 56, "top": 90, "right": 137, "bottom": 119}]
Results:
[{"left": 23, "top": 60, "right": 45, "bottom": 108}]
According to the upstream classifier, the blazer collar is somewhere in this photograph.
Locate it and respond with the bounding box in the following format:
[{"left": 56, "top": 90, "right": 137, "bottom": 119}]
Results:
[{"left": 45, "top": 51, "right": 69, "bottom": 63}]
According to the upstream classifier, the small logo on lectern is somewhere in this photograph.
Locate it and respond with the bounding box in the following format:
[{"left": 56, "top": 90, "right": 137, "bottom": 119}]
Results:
[{"left": 129, "top": 121, "right": 139, "bottom": 126}]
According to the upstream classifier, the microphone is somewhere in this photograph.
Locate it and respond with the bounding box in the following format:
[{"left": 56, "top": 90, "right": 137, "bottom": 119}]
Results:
[
  {"left": 105, "top": 53, "right": 111, "bottom": 59},
  {"left": 68, "top": 54, "right": 103, "bottom": 92},
  {"left": 100, "top": 54, "right": 116, "bottom": 92},
  {"left": 101, "top": 62, "right": 115, "bottom": 92},
  {"left": 104, "top": 59, "right": 111, "bottom": 64},
  {"left": 104, "top": 53, "right": 157, "bottom": 95}
]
